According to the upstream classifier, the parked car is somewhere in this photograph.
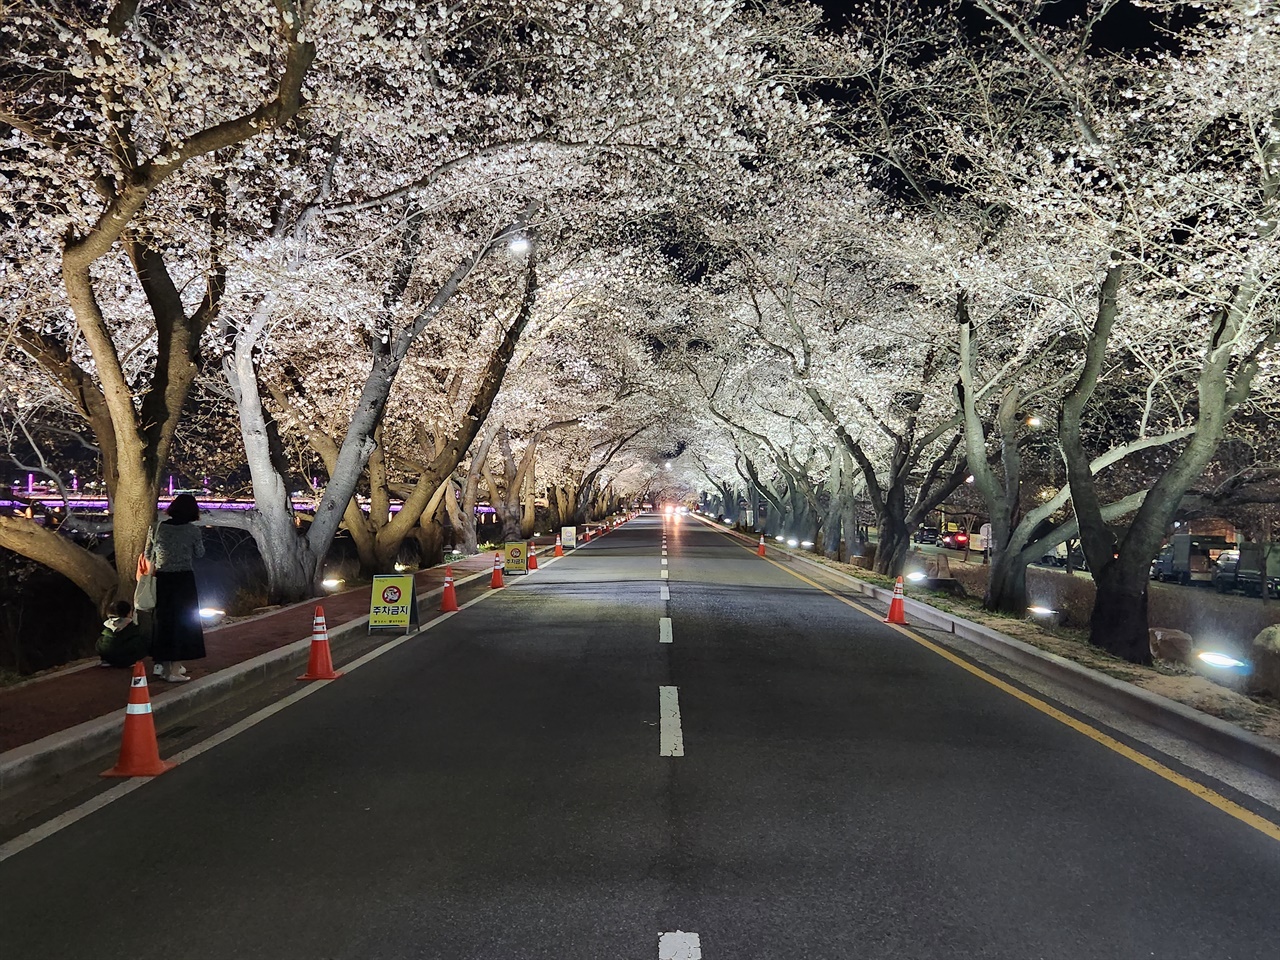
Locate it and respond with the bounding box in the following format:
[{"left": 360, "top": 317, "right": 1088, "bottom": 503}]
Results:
[
  {"left": 1211, "top": 545, "right": 1280, "bottom": 596},
  {"left": 1150, "top": 534, "right": 1233, "bottom": 585},
  {"left": 914, "top": 526, "right": 940, "bottom": 545},
  {"left": 1039, "top": 542, "right": 1089, "bottom": 571}
]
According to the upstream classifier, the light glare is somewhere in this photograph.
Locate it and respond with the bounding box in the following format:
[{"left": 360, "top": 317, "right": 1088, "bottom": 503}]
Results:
[{"left": 1197, "top": 651, "right": 1248, "bottom": 669}]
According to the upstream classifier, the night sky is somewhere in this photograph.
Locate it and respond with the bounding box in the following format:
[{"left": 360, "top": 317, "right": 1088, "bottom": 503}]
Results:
[{"left": 811, "top": 0, "right": 1190, "bottom": 51}]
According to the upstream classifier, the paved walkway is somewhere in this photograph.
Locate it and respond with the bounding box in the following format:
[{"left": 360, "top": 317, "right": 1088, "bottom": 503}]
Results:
[{"left": 0, "top": 540, "right": 567, "bottom": 753}]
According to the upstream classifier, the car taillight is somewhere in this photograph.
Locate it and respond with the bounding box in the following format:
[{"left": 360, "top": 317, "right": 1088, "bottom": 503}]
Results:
[{"left": 956, "top": 533, "right": 968, "bottom": 543}]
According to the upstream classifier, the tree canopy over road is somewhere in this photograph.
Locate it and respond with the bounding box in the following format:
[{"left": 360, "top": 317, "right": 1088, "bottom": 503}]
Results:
[{"left": 4, "top": 0, "right": 1280, "bottom": 663}]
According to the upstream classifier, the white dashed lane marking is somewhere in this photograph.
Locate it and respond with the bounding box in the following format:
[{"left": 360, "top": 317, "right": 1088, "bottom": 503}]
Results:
[
  {"left": 659, "top": 617, "right": 672, "bottom": 644},
  {"left": 660, "top": 584, "right": 670, "bottom": 601},
  {"left": 659, "top": 931, "right": 701, "bottom": 958},
  {"left": 659, "top": 686, "right": 684, "bottom": 756}
]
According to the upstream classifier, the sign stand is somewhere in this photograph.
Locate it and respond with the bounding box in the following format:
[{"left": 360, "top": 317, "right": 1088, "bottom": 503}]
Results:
[
  {"left": 504, "top": 542, "right": 529, "bottom": 575},
  {"left": 368, "top": 574, "right": 420, "bottom": 634}
]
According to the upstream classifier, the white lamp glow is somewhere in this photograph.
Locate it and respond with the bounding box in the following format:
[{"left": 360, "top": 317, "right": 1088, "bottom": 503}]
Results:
[{"left": 1197, "top": 651, "right": 1248, "bottom": 669}]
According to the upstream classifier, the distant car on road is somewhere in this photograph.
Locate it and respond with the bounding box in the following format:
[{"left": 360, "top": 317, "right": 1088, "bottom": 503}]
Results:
[
  {"left": 914, "top": 526, "right": 939, "bottom": 545},
  {"left": 940, "top": 531, "right": 969, "bottom": 550}
]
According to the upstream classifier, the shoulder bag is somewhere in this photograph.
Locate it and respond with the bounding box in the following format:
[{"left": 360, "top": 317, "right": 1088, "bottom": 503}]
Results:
[{"left": 133, "top": 522, "right": 160, "bottom": 611}]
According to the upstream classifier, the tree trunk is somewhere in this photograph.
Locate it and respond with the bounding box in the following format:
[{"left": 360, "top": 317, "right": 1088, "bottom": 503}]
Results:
[
  {"left": 414, "top": 502, "right": 447, "bottom": 568},
  {"left": 444, "top": 479, "right": 474, "bottom": 555},
  {"left": 1089, "top": 562, "right": 1153, "bottom": 664},
  {"left": 552, "top": 485, "right": 569, "bottom": 529},
  {"left": 985, "top": 551, "right": 1028, "bottom": 614},
  {"left": 251, "top": 513, "right": 318, "bottom": 604},
  {"left": 874, "top": 515, "right": 911, "bottom": 576},
  {"left": 520, "top": 472, "right": 537, "bottom": 538}
]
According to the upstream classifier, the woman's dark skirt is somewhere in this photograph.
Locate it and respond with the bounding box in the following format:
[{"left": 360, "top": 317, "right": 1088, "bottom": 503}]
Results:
[{"left": 151, "top": 570, "right": 206, "bottom": 661}]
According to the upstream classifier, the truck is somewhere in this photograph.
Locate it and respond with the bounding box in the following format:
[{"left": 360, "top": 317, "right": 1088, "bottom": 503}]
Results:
[
  {"left": 1150, "top": 534, "right": 1234, "bottom": 585},
  {"left": 1211, "top": 543, "right": 1280, "bottom": 596}
]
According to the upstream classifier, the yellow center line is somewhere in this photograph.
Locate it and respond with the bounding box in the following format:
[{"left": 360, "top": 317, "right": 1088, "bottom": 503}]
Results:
[{"left": 697, "top": 516, "right": 1280, "bottom": 843}]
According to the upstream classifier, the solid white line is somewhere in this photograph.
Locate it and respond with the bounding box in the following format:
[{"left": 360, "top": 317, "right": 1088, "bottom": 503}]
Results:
[
  {"left": 0, "top": 587, "right": 501, "bottom": 864},
  {"left": 659, "top": 931, "right": 701, "bottom": 958},
  {"left": 660, "top": 584, "right": 670, "bottom": 601},
  {"left": 659, "top": 618, "right": 673, "bottom": 644},
  {"left": 659, "top": 685, "right": 684, "bottom": 757}
]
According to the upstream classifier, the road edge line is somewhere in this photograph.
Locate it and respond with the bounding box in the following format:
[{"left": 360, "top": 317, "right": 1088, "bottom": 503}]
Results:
[
  {"left": 690, "top": 514, "right": 1280, "bottom": 843},
  {"left": 0, "top": 583, "right": 508, "bottom": 863}
]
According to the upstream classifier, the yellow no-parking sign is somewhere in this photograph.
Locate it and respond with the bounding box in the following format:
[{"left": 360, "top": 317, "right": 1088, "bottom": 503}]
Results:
[
  {"left": 504, "top": 541, "right": 528, "bottom": 575},
  {"left": 369, "top": 574, "right": 418, "bottom": 632}
]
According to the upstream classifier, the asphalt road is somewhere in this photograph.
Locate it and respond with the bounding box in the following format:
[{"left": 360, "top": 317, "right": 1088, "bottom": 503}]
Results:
[{"left": 3, "top": 514, "right": 1280, "bottom": 959}]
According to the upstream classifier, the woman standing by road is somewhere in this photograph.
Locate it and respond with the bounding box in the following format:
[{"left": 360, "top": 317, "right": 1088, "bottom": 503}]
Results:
[{"left": 151, "top": 493, "right": 206, "bottom": 682}]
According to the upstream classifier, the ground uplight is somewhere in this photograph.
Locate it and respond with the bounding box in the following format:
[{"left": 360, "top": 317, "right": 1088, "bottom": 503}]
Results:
[
  {"left": 322, "top": 577, "right": 343, "bottom": 590},
  {"left": 1028, "top": 606, "right": 1056, "bottom": 616},
  {"left": 787, "top": 538, "right": 799, "bottom": 547},
  {"left": 906, "top": 571, "right": 927, "bottom": 582},
  {"left": 199, "top": 607, "right": 225, "bottom": 620},
  {"left": 1197, "top": 651, "right": 1250, "bottom": 670},
  {"left": 801, "top": 541, "right": 814, "bottom": 548}
]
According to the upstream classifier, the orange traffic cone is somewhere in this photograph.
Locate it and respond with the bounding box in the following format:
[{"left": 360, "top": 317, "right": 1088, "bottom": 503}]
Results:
[
  {"left": 584, "top": 527, "right": 592, "bottom": 542},
  {"left": 440, "top": 566, "right": 459, "bottom": 612},
  {"left": 884, "top": 576, "right": 908, "bottom": 625},
  {"left": 101, "top": 662, "right": 176, "bottom": 778},
  {"left": 528, "top": 542, "right": 538, "bottom": 570},
  {"left": 299, "top": 605, "right": 343, "bottom": 680},
  {"left": 490, "top": 551, "right": 505, "bottom": 588},
  {"left": 757, "top": 535, "right": 766, "bottom": 557},
  {"left": 554, "top": 534, "right": 564, "bottom": 557}
]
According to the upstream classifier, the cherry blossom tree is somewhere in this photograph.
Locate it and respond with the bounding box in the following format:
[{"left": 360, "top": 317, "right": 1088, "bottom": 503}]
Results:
[{"left": 1, "top": 0, "right": 316, "bottom": 603}]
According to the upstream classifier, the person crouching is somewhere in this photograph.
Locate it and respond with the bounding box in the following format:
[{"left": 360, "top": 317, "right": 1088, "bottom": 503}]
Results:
[{"left": 97, "top": 599, "right": 150, "bottom": 668}]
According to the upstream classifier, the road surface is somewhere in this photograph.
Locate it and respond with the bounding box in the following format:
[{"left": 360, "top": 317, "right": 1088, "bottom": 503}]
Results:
[{"left": 2, "top": 514, "right": 1280, "bottom": 959}]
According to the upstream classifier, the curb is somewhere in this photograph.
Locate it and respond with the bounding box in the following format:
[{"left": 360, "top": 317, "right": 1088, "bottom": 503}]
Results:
[
  {"left": 695, "top": 516, "right": 1280, "bottom": 780},
  {"left": 0, "top": 570, "right": 487, "bottom": 798}
]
